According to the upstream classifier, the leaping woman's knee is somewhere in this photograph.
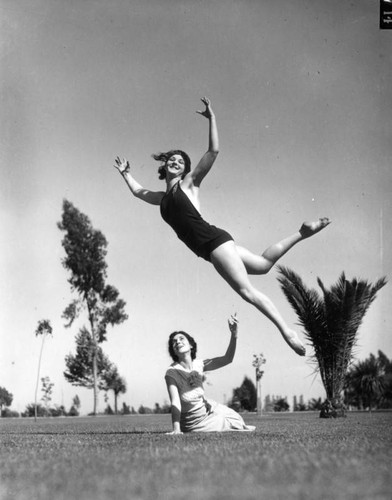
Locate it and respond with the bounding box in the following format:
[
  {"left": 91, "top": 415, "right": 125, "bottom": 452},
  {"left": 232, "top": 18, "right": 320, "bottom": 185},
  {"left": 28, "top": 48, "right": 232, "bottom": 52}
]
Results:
[{"left": 237, "top": 285, "right": 257, "bottom": 304}]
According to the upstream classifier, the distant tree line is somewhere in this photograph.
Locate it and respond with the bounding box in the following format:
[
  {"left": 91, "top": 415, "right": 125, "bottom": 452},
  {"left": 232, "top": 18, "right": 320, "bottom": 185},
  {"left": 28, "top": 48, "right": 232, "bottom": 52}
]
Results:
[
  {"left": 4, "top": 346, "right": 391, "bottom": 417},
  {"left": 292, "top": 395, "right": 324, "bottom": 412},
  {"left": 104, "top": 402, "right": 172, "bottom": 415},
  {"left": 228, "top": 377, "right": 290, "bottom": 413},
  {"left": 225, "top": 349, "right": 392, "bottom": 415},
  {"left": 264, "top": 395, "right": 290, "bottom": 412}
]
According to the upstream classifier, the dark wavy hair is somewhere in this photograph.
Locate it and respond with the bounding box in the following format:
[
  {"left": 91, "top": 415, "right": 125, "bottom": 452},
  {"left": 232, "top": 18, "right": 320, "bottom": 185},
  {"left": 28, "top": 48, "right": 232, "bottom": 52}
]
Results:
[
  {"left": 152, "top": 150, "right": 191, "bottom": 180},
  {"left": 168, "top": 331, "right": 197, "bottom": 362}
]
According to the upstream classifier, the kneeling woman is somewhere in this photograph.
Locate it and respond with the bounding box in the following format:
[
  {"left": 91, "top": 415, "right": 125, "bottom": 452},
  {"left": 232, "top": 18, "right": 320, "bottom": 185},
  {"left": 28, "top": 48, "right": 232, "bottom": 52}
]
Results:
[{"left": 165, "top": 314, "right": 255, "bottom": 434}]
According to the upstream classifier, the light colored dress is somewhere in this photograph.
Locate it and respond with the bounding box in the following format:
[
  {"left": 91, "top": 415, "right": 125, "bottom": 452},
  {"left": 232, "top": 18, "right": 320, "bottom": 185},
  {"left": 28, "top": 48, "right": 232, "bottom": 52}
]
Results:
[{"left": 165, "top": 359, "right": 255, "bottom": 433}]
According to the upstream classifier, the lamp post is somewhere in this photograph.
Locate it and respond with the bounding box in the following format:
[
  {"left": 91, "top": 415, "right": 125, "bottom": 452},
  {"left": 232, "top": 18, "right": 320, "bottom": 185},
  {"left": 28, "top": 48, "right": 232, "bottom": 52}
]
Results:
[{"left": 252, "top": 353, "right": 266, "bottom": 415}]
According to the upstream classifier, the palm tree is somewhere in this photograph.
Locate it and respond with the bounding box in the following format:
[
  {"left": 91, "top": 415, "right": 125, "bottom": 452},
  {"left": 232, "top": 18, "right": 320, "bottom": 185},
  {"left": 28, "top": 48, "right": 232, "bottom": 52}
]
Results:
[
  {"left": 277, "top": 267, "right": 386, "bottom": 417},
  {"left": 34, "top": 319, "right": 53, "bottom": 421},
  {"left": 345, "top": 355, "right": 385, "bottom": 411}
]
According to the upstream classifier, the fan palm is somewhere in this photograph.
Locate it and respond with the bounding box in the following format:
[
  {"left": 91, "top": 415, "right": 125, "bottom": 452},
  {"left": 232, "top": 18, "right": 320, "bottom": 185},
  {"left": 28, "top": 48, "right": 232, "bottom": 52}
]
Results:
[
  {"left": 345, "top": 355, "right": 385, "bottom": 410},
  {"left": 277, "top": 266, "right": 386, "bottom": 416}
]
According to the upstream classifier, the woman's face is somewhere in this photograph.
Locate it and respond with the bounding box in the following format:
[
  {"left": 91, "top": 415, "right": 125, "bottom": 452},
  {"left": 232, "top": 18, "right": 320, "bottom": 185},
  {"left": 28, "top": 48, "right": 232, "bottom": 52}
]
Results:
[
  {"left": 165, "top": 154, "right": 185, "bottom": 178},
  {"left": 172, "top": 333, "right": 191, "bottom": 357}
]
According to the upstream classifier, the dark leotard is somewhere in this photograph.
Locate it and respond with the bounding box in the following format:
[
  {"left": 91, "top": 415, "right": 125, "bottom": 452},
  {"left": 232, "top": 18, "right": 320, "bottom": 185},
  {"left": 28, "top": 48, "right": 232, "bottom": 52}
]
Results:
[{"left": 160, "top": 182, "right": 233, "bottom": 261}]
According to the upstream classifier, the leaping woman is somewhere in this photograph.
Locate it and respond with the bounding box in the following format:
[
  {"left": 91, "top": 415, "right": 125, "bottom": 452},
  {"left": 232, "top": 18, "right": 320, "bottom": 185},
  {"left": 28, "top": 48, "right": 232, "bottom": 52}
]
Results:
[{"left": 114, "top": 97, "right": 330, "bottom": 356}]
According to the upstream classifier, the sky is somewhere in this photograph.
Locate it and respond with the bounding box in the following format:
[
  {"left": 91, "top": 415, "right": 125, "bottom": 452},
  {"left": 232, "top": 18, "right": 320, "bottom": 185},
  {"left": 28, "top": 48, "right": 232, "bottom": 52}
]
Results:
[{"left": 1, "top": 0, "right": 391, "bottom": 415}]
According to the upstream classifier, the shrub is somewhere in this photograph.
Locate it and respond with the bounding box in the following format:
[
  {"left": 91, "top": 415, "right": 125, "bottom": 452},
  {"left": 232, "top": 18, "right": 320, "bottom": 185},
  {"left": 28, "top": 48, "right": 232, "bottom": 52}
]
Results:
[
  {"left": 138, "top": 405, "right": 152, "bottom": 414},
  {"left": 121, "top": 402, "right": 131, "bottom": 415},
  {"left": 1, "top": 408, "right": 20, "bottom": 418},
  {"left": 274, "top": 398, "right": 290, "bottom": 412},
  {"left": 68, "top": 405, "right": 80, "bottom": 417},
  {"left": 22, "top": 403, "right": 50, "bottom": 417},
  {"left": 50, "top": 405, "right": 67, "bottom": 417},
  {"left": 104, "top": 404, "right": 114, "bottom": 415}
]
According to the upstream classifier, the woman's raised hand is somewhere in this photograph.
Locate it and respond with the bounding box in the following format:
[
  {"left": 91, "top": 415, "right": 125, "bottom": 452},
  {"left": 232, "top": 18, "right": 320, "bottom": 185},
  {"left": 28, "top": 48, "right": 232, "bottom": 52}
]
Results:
[
  {"left": 114, "top": 156, "right": 131, "bottom": 175},
  {"left": 196, "top": 97, "right": 214, "bottom": 119},
  {"left": 228, "top": 313, "right": 238, "bottom": 338}
]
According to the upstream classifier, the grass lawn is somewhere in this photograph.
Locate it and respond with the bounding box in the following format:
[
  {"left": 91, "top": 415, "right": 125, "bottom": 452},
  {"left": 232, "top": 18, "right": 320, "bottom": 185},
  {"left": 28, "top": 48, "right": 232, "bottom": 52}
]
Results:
[{"left": 1, "top": 411, "right": 391, "bottom": 500}]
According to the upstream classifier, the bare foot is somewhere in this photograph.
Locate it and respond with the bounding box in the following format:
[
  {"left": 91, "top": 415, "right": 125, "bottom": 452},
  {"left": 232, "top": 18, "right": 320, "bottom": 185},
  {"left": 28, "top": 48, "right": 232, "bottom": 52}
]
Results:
[
  {"left": 284, "top": 330, "right": 306, "bottom": 356},
  {"left": 299, "top": 217, "right": 331, "bottom": 239}
]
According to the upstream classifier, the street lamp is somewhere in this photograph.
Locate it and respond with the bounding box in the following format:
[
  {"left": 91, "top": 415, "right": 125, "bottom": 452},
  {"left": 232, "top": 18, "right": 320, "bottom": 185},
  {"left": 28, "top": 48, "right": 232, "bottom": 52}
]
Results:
[{"left": 252, "top": 353, "right": 266, "bottom": 415}]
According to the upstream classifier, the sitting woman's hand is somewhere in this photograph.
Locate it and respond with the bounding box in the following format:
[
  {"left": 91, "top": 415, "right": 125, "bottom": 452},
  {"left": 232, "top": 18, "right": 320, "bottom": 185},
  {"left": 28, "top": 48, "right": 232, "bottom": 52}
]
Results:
[{"left": 228, "top": 313, "right": 238, "bottom": 338}]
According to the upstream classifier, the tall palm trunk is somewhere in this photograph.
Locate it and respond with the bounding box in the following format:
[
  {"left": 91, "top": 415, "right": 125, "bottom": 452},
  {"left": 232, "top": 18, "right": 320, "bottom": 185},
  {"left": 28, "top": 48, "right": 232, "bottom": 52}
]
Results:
[
  {"left": 34, "top": 334, "right": 46, "bottom": 422},
  {"left": 34, "top": 320, "right": 53, "bottom": 421},
  {"left": 92, "top": 345, "right": 98, "bottom": 415},
  {"left": 89, "top": 319, "right": 98, "bottom": 416},
  {"left": 87, "top": 299, "right": 98, "bottom": 416}
]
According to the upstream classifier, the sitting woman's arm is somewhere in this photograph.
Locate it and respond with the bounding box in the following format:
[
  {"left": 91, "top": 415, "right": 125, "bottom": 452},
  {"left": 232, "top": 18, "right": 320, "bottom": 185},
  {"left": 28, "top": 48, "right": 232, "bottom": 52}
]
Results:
[
  {"left": 114, "top": 156, "right": 164, "bottom": 205},
  {"left": 203, "top": 314, "right": 238, "bottom": 372},
  {"left": 165, "top": 378, "right": 183, "bottom": 434}
]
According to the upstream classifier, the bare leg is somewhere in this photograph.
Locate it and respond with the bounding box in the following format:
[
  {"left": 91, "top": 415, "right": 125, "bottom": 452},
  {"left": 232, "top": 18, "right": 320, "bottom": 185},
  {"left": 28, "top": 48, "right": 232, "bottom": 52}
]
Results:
[
  {"left": 210, "top": 241, "right": 306, "bottom": 356},
  {"left": 237, "top": 217, "right": 331, "bottom": 275}
]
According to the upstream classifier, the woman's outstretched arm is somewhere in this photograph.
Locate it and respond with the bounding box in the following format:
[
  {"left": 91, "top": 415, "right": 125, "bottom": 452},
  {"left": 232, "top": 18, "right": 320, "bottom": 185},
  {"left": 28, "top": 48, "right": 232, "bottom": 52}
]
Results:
[
  {"left": 114, "top": 156, "right": 164, "bottom": 205},
  {"left": 186, "top": 97, "right": 219, "bottom": 187},
  {"left": 165, "top": 378, "right": 183, "bottom": 434},
  {"left": 203, "top": 314, "right": 238, "bottom": 372}
]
